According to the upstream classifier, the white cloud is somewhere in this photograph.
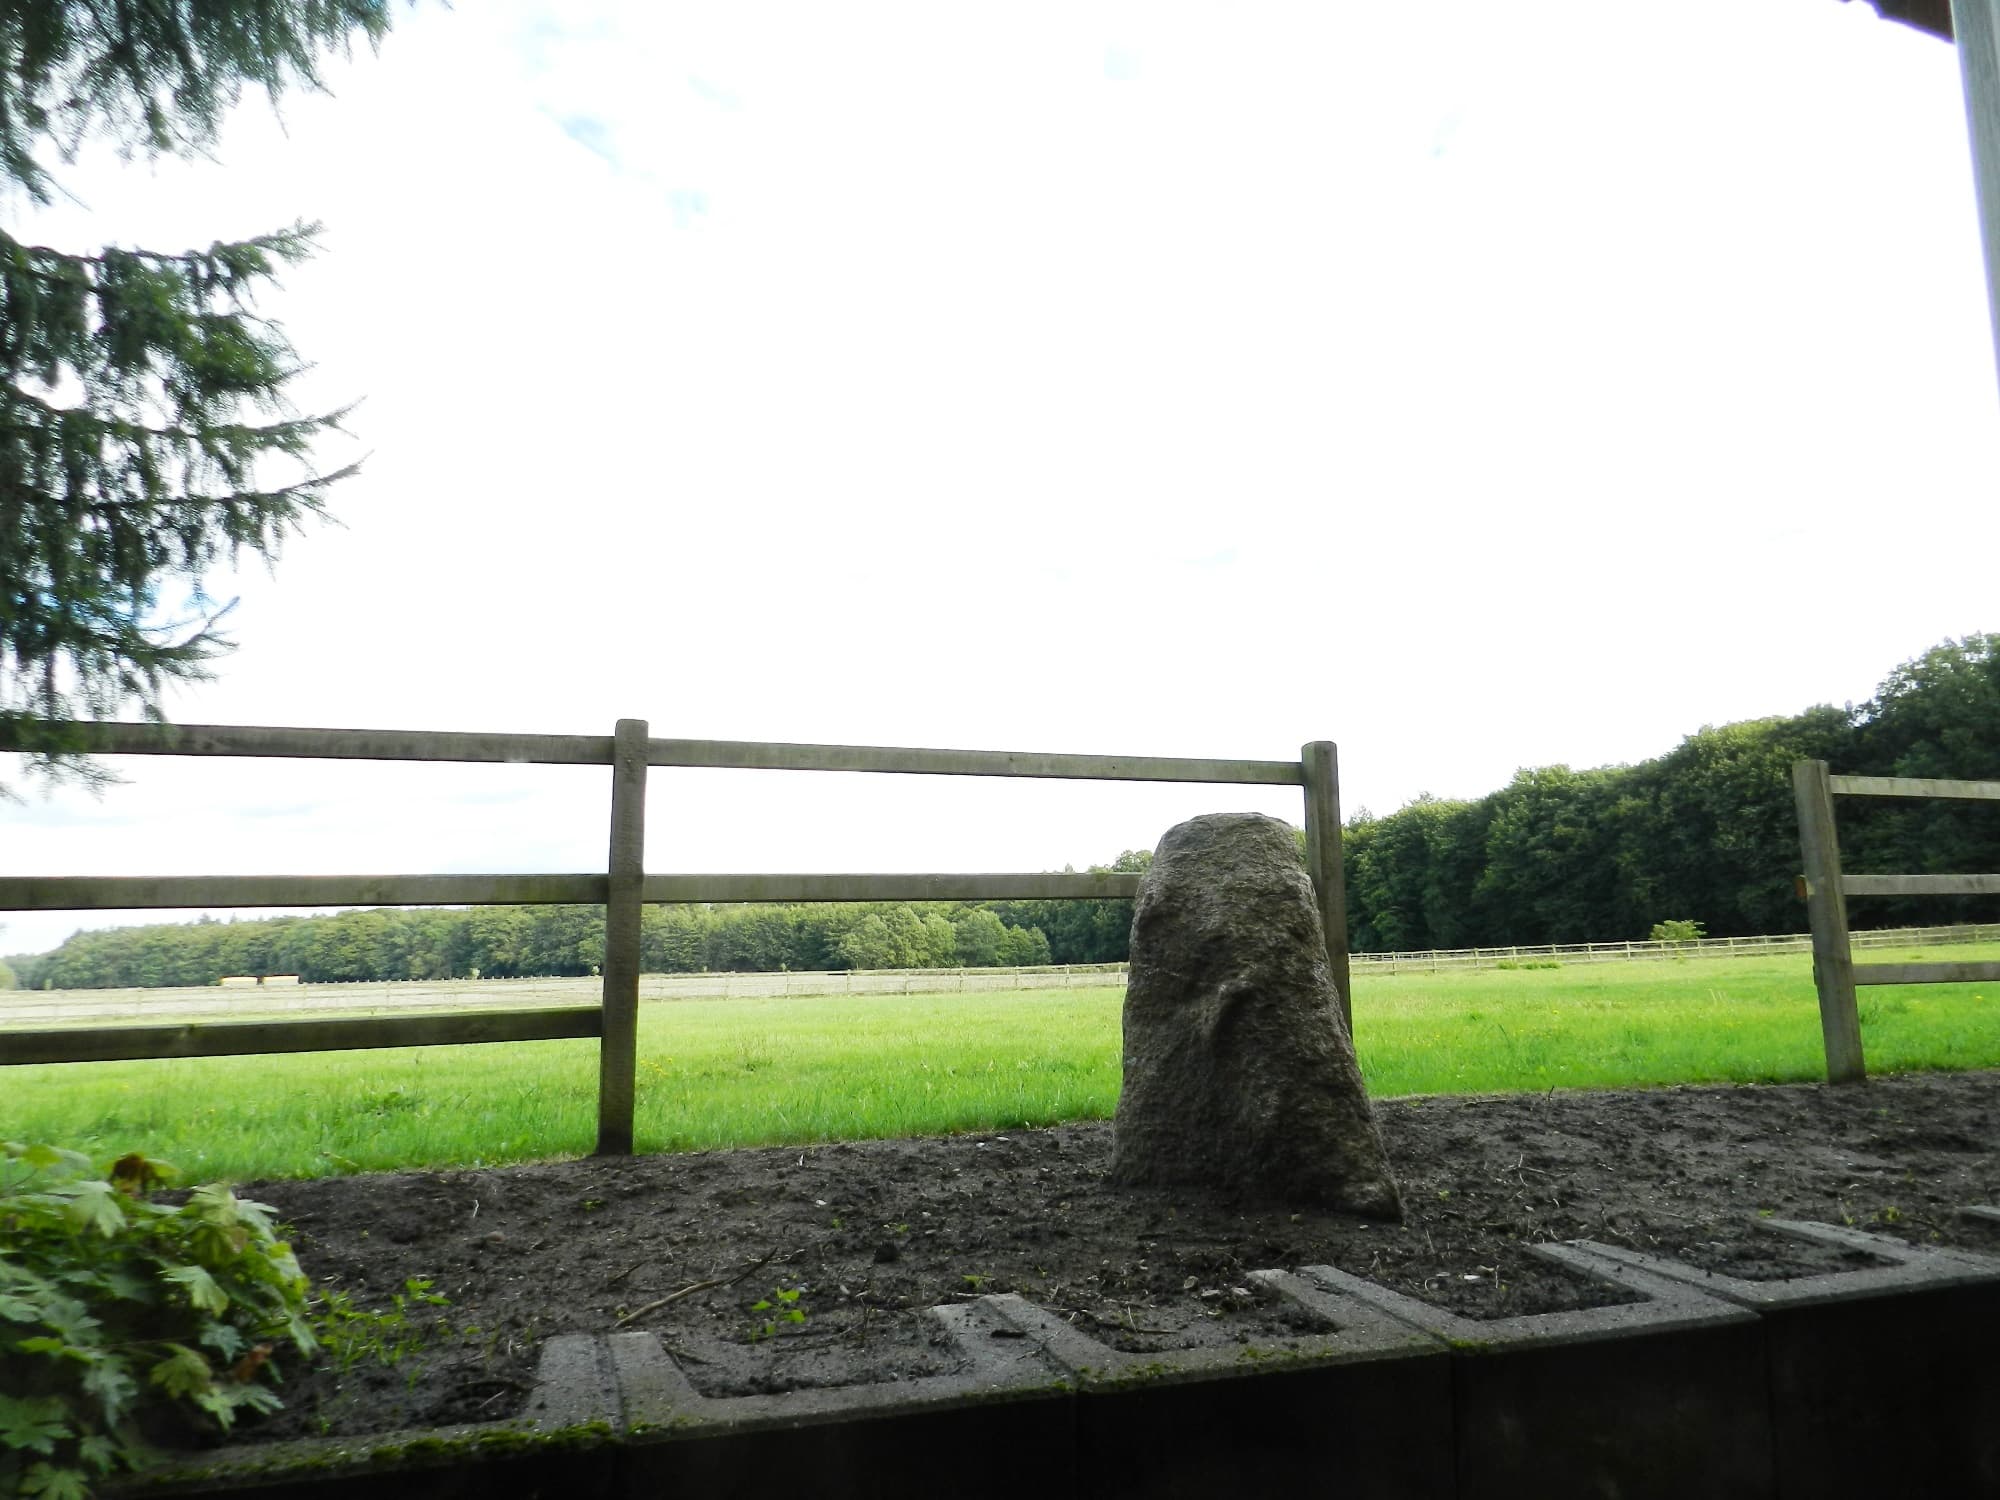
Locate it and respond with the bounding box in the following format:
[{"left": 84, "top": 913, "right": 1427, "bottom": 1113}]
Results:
[{"left": 5, "top": 0, "right": 1996, "bottom": 957}]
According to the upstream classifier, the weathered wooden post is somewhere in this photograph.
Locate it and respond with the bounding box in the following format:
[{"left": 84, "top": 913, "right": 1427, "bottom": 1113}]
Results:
[
  {"left": 1300, "top": 741, "right": 1352, "bottom": 1035},
  {"left": 596, "top": 717, "right": 649, "bottom": 1155},
  {"left": 1792, "top": 759, "right": 1865, "bottom": 1084}
]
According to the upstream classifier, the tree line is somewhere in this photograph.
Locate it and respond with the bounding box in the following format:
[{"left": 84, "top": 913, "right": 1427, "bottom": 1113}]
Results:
[
  {"left": 1343, "top": 635, "right": 2000, "bottom": 950},
  {"left": 4, "top": 872, "right": 1152, "bottom": 991}
]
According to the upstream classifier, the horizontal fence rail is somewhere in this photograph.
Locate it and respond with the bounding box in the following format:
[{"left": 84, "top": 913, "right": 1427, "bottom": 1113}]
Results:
[
  {"left": 1, "top": 719, "right": 1348, "bottom": 1155},
  {"left": 638, "top": 872, "right": 1144, "bottom": 903},
  {"left": 1850, "top": 960, "right": 2000, "bottom": 986},
  {"left": 0, "top": 871, "right": 1144, "bottom": 912},
  {"left": 0, "top": 874, "right": 609, "bottom": 911},
  {"left": 46, "top": 722, "right": 618, "bottom": 765},
  {"left": 1, "top": 965, "right": 1138, "bottom": 1026},
  {"left": 1794, "top": 759, "right": 2000, "bottom": 1085},
  {"left": 644, "top": 739, "right": 1305, "bottom": 784},
  {"left": 40, "top": 721, "right": 1305, "bottom": 784},
  {"left": 1827, "top": 773, "right": 2000, "bottom": 801},
  {"left": 1, "top": 1007, "right": 603, "bottom": 1067},
  {"left": 1843, "top": 873, "right": 2000, "bottom": 898}
]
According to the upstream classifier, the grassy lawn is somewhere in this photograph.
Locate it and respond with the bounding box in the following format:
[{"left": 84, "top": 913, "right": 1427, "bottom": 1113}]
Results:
[
  {"left": 8, "top": 946, "right": 1996, "bottom": 1182},
  {"left": 1358, "top": 944, "right": 2000, "bottom": 1096}
]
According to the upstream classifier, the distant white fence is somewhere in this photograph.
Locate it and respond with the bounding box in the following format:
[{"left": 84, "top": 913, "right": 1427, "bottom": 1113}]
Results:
[
  {"left": 13, "top": 922, "right": 1999, "bottom": 1026},
  {"left": 1350, "top": 922, "right": 2000, "bottom": 975},
  {"left": 1, "top": 964, "right": 1133, "bottom": 1027}
]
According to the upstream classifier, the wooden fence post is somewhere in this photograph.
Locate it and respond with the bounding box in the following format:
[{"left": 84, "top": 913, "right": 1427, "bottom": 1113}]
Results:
[
  {"left": 596, "top": 718, "right": 649, "bottom": 1155},
  {"left": 1301, "top": 741, "right": 1352, "bottom": 1035},
  {"left": 1793, "top": 759, "right": 1865, "bottom": 1084}
]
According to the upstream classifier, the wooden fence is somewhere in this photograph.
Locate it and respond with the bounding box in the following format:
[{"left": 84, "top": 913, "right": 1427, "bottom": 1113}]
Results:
[
  {"left": 1793, "top": 760, "right": 2000, "bottom": 1083},
  {"left": 0, "top": 720, "right": 1349, "bottom": 1154},
  {"left": 2, "top": 965, "right": 1138, "bottom": 1026},
  {"left": 1349, "top": 922, "right": 2000, "bottom": 974}
]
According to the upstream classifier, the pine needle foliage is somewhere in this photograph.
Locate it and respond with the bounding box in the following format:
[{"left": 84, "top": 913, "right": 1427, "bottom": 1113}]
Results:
[
  {"left": 2, "top": 1, "right": 393, "bottom": 204},
  {"left": 0, "top": 1, "right": 397, "bottom": 783},
  {"left": 0, "top": 225, "right": 357, "bottom": 772}
]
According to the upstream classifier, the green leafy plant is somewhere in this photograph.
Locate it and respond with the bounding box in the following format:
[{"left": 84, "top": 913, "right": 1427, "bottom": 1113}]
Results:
[
  {"left": 1649, "top": 920, "right": 1706, "bottom": 945},
  {"left": 311, "top": 1278, "right": 450, "bottom": 1375},
  {"left": 746, "top": 1286, "right": 806, "bottom": 1342},
  {"left": 0, "top": 1143, "right": 317, "bottom": 1498}
]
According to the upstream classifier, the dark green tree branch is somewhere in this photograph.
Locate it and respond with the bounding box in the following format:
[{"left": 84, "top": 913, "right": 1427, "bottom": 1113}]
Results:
[{"left": 2, "top": 2, "right": 401, "bottom": 788}]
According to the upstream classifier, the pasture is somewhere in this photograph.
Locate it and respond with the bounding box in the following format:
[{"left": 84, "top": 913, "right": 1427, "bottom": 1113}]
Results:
[{"left": 7, "top": 944, "right": 1998, "bottom": 1182}]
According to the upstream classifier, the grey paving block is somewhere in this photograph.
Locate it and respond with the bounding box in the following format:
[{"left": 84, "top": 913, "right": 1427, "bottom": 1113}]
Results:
[
  {"left": 520, "top": 1330, "right": 622, "bottom": 1429},
  {"left": 603, "top": 1299, "right": 1076, "bottom": 1500},
  {"left": 108, "top": 1332, "right": 627, "bottom": 1500},
  {"left": 112, "top": 1307, "right": 1070, "bottom": 1500},
  {"left": 982, "top": 1276, "right": 1454, "bottom": 1499},
  {"left": 1562, "top": 1219, "right": 2000, "bottom": 1500},
  {"left": 1301, "top": 1250, "right": 1773, "bottom": 1500},
  {"left": 1567, "top": 1217, "right": 2000, "bottom": 1304}
]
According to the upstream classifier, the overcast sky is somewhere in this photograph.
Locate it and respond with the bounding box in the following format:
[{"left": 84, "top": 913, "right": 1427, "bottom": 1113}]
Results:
[{"left": 5, "top": 0, "right": 1996, "bottom": 959}]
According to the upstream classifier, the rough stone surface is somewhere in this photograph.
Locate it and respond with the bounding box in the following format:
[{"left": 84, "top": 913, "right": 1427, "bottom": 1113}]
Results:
[{"left": 1111, "top": 812, "right": 1403, "bottom": 1219}]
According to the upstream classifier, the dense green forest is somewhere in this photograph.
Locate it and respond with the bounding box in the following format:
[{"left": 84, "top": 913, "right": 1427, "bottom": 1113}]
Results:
[
  {"left": 7, "top": 637, "right": 1998, "bottom": 989},
  {"left": 1344, "top": 635, "right": 2000, "bottom": 949}
]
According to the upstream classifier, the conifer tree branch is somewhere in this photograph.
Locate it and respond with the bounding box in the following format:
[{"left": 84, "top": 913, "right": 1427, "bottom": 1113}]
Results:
[{"left": 1, "top": 2, "right": 400, "bottom": 788}]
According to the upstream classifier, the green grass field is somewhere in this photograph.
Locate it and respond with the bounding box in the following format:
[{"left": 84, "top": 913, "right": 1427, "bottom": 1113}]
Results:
[{"left": 9, "top": 946, "right": 1997, "bottom": 1183}]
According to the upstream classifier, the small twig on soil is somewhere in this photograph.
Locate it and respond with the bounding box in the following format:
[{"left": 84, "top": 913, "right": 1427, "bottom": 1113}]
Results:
[
  {"left": 469, "top": 1199, "right": 479, "bottom": 1221},
  {"left": 605, "top": 1261, "right": 645, "bottom": 1287},
  {"left": 468, "top": 1378, "right": 529, "bottom": 1411},
  {"left": 614, "top": 1251, "right": 776, "bottom": 1329}
]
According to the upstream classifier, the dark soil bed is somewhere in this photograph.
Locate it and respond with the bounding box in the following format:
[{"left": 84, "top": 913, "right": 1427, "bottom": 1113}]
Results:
[{"left": 233, "top": 1069, "right": 2000, "bottom": 1444}]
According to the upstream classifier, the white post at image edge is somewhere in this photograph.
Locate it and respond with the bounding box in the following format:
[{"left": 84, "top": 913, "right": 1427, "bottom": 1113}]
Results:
[{"left": 1953, "top": 0, "right": 2000, "bottom": 389}]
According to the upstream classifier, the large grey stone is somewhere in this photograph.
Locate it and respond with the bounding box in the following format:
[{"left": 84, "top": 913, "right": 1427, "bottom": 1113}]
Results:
[{"left": 1112, "top": 812, "right": 1402, "bottom": 1219}]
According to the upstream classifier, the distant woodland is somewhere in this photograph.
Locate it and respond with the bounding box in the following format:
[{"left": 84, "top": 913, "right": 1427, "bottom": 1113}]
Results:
[
  {"left": 1342, "top": 634, "right": 2000, "bottom": 950},
  {"left": 4, "top": 894, "right": 1120, "bottom": 990},
  {"left": 7, "top": 637, "right": 1998, "bottom": 990}
]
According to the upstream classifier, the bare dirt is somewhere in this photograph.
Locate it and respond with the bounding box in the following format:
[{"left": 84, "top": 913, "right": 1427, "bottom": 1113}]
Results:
[{"left": 235, "top": 1069, "right": 2000, "bottom": 1445}]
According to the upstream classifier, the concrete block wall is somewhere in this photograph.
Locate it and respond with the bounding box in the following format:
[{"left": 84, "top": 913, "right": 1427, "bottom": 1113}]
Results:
[{"left": 114, "top": 1219, "right": 2000, "bottom": 1500}]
